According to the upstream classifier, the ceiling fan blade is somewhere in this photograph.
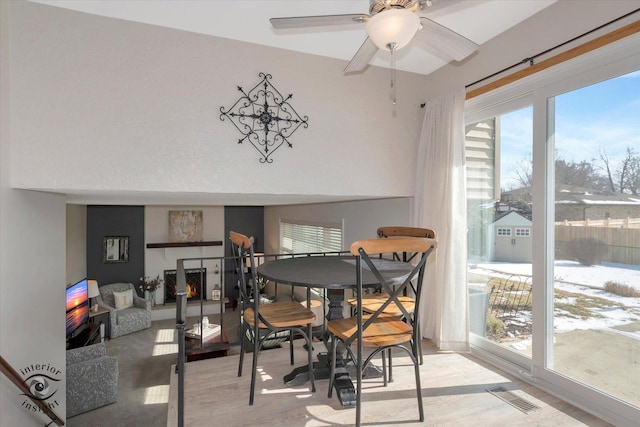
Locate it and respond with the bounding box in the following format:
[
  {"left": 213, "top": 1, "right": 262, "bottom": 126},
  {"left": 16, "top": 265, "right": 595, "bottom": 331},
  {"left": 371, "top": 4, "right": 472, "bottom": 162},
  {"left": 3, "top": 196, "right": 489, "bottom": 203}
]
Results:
[
  {"left": 344, "top": 37, "right": 378, "bottom": 74},
  {"left": 270, "top": 14, "right": 368, "bottom": 29},
  {"left": 413, "top": 17, "right": 479, "bottom": 62}
]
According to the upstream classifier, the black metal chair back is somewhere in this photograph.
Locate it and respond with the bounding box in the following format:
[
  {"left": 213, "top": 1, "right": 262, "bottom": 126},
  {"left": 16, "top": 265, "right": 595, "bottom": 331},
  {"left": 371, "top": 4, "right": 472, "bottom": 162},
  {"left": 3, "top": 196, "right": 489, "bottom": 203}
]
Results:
[
  {"left": 230, "top": 232, "right": 257, "bottom": 322},
  {"left": 229, "top": 231, "right": 317, "bottom": 405},
  {"left": 350, "top": 238, "right": 434, "bottom": 348},
  {"left": 328, "top": 236, "right": 436, "bottom": 426}
]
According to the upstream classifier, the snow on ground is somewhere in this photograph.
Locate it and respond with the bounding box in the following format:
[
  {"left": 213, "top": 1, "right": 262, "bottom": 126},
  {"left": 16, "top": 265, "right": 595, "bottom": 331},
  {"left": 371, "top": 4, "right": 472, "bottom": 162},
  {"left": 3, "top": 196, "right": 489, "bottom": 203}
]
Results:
[
  {"left": 473, "top": 260, "right": 640, "bottom": 290},
  {"left": 470, "top": 260, "right": 640, "bottom": 337},
  {"left": 555, "top": 261, "right": 640, "bottom": 289},
  {"left": 553, "top": 281, "right": 640, "bottom": 333}
]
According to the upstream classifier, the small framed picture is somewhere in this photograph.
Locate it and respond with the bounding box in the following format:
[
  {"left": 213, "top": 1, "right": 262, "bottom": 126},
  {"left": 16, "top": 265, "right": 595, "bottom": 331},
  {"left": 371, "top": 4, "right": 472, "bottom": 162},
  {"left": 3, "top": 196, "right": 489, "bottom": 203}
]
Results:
[{"left": 103, "top": 236, "right": 129, "bottom": 263}]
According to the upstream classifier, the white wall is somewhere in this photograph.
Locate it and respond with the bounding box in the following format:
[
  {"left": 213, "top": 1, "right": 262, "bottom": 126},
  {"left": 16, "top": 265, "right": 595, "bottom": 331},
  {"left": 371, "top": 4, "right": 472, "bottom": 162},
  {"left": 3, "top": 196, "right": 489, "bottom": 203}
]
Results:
[
  {"left": 0, "top": 191, "right": 67, "bottom": 427},
  {"left": 9, "top": 1, "right": 426, "bottom": 203},
  {"left": 66, "top": 204, "right": 86, "bottom": 283},
  {"left": 426, "top": 0, "right": 640, "bottom": 99},
  {"left": 1, "top": 3, "right": 68, "bottom": 425},
  {"left": 144, "top": 206, "right": 225, "bottom": 304}
]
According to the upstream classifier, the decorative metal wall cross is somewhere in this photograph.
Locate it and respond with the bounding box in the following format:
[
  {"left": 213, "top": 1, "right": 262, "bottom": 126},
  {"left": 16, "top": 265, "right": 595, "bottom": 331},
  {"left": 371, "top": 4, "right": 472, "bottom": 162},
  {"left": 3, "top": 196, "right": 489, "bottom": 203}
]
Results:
[{"left": 220, "top": 72, "right": 309, "bottom": 163}]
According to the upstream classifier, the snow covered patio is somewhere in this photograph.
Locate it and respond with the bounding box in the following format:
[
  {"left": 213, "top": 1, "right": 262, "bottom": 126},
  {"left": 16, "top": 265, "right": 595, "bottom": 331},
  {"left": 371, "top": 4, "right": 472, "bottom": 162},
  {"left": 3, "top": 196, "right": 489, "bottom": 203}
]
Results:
[{"left": 469, "top": 261, "right": 640, "bottom": 406}]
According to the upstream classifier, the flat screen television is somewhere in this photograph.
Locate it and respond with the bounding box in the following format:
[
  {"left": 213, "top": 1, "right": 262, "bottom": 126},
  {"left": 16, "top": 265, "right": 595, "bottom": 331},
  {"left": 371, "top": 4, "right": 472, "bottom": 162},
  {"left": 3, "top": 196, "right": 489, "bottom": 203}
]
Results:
[{"left": 66, "top": 278, "right": 89, "bottom": 338}]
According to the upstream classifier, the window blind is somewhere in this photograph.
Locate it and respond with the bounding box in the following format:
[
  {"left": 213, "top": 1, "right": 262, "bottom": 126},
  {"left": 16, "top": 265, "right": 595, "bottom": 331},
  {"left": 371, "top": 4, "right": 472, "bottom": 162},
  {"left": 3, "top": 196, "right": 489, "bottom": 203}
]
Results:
[{"left": 281, "top": 220, "right": 342, "bottom": 254}]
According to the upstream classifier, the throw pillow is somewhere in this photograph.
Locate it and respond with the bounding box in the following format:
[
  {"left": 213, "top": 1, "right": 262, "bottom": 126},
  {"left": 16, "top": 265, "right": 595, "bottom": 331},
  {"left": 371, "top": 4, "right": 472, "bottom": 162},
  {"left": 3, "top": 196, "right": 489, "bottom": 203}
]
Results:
[{"left": 113, "top": 289, "right": 133, "bottom": 310}]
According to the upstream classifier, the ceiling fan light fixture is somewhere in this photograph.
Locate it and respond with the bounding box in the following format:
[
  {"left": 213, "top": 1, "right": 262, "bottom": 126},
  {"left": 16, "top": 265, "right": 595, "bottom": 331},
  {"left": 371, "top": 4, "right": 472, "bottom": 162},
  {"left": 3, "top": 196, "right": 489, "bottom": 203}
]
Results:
[{"left": 366, "top": 8, "right": 420, "bottom": 51}]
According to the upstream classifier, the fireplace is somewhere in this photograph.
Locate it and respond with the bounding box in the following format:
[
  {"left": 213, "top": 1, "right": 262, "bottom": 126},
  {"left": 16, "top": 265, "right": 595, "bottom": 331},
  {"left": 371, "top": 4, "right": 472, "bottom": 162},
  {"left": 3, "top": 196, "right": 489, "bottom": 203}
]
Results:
[{"left": 164, "top": 268, "right": 206, "bottom": 302}]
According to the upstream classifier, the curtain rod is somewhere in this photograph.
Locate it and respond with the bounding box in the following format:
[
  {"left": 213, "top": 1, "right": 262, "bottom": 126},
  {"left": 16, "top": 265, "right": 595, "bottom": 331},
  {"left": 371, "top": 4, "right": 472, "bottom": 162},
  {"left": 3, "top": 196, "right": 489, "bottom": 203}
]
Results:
[
  {"left": 465, "top": 7, "right": 640, "bottom": 90},
  {"left": 420, "top": 7, "right": 640, "bottom": 108}
]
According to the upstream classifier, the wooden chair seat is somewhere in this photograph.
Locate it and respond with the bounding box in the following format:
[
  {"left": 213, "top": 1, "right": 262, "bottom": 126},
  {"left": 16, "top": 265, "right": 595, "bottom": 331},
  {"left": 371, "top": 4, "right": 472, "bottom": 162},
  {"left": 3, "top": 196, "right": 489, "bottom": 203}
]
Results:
[
  {"left": 328, "top": 316, "right": 413, "bottom": 348},
  {"left": 230, "top": 230, "right": 316, "bottom": 405},
  {"left": 347, "top": 293, "right": 415, "bottom": 317},
  {"left": 244, "top": 301, "right": 316, "bottom": 329}
]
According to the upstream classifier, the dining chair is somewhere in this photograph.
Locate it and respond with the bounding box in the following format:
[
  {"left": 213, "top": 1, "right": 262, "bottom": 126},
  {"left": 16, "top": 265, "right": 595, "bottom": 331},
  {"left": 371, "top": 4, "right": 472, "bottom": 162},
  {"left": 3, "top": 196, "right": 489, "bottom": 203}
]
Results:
[
  {"left": 229, "top": 231, "right": 317, "bottom": 405},
  {"left": 328, "top": 236, "right": 437, "bottom": 426},
  {"left": 347, "top": 226, "right": 436, "bottom": 376},
  {"left": 377, "top": 226, "right": 435, "bottom": 366}
]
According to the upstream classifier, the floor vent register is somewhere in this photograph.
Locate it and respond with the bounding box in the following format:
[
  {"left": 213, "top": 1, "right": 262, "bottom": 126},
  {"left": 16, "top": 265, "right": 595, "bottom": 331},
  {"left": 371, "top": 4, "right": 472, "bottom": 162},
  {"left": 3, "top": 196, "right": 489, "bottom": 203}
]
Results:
[{"left": 486, "top": 386, "right": 542, "bottom": 414}]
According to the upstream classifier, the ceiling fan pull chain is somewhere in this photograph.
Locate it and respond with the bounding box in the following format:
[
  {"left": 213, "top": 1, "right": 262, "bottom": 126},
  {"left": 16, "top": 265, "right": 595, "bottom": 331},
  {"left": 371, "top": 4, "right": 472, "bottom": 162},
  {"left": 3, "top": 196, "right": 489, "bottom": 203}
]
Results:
[{"left": 389, "top": 42, "right": 397, "bottom": 105}]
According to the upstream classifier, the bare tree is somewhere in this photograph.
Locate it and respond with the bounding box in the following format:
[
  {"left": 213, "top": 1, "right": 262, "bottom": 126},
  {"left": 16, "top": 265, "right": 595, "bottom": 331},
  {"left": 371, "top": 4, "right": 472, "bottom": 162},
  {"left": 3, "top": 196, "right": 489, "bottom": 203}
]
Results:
[
  {"left": 598, "top": 148, "right": 616, "bottom": 192},
  {"left": 617, "top": 147, "right": 635, "bottom": 194},
  {"left": 623, "top": 149, "right": 640, "bottom": 195},
  {"left": 511, "top": 154, "right": 605, "bottom": 191},
  {"left": 598, "top": 146, "right": 640, "bottom": 194},
  {"left": 513, "top": 158, "right": 533, "bottom": 188},
  {"left": 511, "top": 148, "right": 639, "bottom": 195},
  {"left": 556, "top": 159, "right": 602, "bottom": 189}
]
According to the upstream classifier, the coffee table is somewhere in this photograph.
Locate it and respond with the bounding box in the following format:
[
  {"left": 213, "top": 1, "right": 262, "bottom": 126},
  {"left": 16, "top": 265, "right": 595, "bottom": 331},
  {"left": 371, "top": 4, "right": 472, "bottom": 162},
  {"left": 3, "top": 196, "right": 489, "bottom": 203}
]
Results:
[{"left": 185, "top": 324, "right": 230, "bottom": 362}]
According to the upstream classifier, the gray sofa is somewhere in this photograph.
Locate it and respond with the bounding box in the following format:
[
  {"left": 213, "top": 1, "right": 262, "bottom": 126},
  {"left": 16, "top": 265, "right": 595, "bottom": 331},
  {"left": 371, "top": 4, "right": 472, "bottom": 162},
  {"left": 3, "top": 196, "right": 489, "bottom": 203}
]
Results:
[
  {"left": 97, "top": 282, "right": 152, "bottom": 338},
  {"left": 66, "top": 342, "right": 118, "bottom": 417}
]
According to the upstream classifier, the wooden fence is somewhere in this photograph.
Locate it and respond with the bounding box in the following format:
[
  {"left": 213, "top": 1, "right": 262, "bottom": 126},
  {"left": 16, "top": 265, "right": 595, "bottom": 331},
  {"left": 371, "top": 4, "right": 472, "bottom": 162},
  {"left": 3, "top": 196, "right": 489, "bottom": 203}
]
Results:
[
  {"left": 555, "top": 218, "right": 640, "bottom": 265},
  {"left": 558, "top": 218, "right": 640, "bottom": 228}
]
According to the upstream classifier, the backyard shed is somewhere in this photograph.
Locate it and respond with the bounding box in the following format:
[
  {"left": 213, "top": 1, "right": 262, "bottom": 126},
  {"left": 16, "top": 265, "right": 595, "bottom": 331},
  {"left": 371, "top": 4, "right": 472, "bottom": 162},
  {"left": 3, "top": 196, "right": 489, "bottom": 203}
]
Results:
[{"left": 491, "top": 211, "right": 532, "bottom": 263}]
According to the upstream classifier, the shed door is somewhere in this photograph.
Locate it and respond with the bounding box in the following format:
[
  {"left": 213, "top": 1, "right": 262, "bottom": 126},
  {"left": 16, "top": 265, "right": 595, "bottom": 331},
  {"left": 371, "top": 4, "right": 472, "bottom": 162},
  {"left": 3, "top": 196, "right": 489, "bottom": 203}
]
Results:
[
  {"left": 494, "top": 227, "right": 513, "bottom": 262},
  {"left": 512, "top": 227, "right": 532, "bottom": 262},
  {"left": 494, "top": 226, "right": 531, "bottom": 262}
]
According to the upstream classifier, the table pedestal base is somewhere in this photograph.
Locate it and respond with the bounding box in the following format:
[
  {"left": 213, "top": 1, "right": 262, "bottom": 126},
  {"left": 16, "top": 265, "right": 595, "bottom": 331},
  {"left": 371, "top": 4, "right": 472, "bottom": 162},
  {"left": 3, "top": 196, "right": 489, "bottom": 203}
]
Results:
[{"left": 283, "top": 352, "right": 383, "bottom": 407}]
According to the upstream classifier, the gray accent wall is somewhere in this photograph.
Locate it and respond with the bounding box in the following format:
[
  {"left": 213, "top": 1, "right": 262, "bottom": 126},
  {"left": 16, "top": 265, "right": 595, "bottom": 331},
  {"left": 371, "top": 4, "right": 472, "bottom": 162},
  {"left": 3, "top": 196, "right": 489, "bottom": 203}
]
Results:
[
  {"left": 87, "top": 205, "right": 145, "bottom": 292},
  {"left": 66, "top": 204, "right": 87, "bottom": 284},
  {"left": 224, "top": 206, "right": 264, "bottom": 300}
]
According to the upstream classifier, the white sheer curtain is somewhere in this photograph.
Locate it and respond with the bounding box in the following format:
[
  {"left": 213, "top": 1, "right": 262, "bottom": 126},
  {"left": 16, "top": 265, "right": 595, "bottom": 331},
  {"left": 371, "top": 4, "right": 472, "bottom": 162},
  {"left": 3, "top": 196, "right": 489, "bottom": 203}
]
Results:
[{"left": 414, "top": 88, "right": 468, "bottom": 351}]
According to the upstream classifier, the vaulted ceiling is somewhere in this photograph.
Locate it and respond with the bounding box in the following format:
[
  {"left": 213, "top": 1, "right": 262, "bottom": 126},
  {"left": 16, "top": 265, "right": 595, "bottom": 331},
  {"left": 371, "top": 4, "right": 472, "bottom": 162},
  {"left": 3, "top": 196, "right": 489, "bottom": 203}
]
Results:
[{"left": 31, "top": 0, "right": 556, "bottom": 76}]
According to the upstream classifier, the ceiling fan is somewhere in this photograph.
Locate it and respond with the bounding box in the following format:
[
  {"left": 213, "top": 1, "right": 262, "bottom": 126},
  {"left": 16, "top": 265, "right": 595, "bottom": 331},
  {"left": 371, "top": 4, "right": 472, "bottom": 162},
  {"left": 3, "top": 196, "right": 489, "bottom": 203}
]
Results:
[{"left": 270, "top": 0, "right": 479, "bottom": 74}]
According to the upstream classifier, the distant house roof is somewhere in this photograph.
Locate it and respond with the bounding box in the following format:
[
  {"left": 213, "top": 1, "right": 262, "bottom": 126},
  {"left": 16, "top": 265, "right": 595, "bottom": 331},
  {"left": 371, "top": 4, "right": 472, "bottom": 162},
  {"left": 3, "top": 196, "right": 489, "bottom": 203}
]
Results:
[
  {"left": 555, "top": 186, "right": 640, "bottom": 206},
  {"left": 504, "top": 185, "right": 640, "bottom": 207}
]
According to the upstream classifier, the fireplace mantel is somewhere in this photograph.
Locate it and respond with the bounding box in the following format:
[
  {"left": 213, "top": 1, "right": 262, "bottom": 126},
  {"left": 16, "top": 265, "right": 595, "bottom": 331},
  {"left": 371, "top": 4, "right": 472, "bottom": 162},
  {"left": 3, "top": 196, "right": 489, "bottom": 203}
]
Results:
[{"left": 146, "top": 241, "right": 223, "bottom": 249}]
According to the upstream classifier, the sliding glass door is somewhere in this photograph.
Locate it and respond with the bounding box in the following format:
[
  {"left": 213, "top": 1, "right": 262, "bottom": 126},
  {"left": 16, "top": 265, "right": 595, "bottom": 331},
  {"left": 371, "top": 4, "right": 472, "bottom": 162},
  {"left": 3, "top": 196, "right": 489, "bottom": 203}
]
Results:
[
  {"left": 466, "top": 33, "right": 640, "bottom": 425},
  {"left": 548, "top": 70, "right": 640, "bottom": 410},
  {"left": 466, "top": 104, "right": 534, "bottom": 365}
]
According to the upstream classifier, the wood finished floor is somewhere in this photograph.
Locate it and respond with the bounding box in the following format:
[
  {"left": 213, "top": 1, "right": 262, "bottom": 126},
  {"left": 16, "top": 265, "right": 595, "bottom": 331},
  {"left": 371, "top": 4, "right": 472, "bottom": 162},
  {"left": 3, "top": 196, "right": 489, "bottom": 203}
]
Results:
[{"left": 167, "top": 340, "right": 611, "bottom": 427}]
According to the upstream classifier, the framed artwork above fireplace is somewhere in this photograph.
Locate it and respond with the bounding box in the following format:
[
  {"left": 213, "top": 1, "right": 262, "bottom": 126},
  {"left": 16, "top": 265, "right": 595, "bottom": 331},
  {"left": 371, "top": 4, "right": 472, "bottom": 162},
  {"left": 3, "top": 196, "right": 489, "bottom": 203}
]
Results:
[{"left": 169, "top": 210, "right": 203, "bottom": 243}]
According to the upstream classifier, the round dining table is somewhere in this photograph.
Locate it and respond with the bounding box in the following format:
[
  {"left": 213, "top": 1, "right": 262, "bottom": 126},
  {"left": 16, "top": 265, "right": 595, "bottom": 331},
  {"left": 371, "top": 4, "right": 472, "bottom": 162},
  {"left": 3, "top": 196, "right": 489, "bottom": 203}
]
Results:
[
  {"left": 256, "top": 254, "right": 415, "bottom": 407},
  {"left": 257, "top": 255, "right": 415, "bottom": 291}
]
